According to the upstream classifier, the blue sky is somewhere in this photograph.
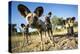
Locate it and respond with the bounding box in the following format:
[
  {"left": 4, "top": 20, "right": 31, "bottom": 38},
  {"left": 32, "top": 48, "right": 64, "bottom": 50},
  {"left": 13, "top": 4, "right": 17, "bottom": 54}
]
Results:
[{"left": 9, "top": 1, "right": 78, "bottom": 32}]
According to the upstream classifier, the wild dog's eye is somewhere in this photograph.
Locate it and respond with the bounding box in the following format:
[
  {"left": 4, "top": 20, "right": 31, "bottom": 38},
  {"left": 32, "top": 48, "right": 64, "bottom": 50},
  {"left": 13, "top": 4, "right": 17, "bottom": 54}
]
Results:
[
  {"left": 28, "top": 16, "right": 31, "bottom": 20},
  {"left": 34, "top": 16, "right": 38, "bottom": 21}
]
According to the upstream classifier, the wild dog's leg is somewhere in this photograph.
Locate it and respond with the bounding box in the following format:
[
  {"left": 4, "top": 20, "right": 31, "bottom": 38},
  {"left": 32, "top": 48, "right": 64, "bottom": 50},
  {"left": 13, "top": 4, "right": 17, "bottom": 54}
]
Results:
[
  {"left": 43, "top": 31, "right": 46, "bottom": 50},
  {"left": 45, "top": 31, "right": 46, "bottom": 37},
  {"left": 50, "top": 29, "right": 53, "bottom": 36},
  {"left": 49, "top": 24, "right": 53, "bottom": 37},
  {"left": 44, "top": 31, "right": 47, "bottom": 42},
  {"left": 48, "top": 30, "right": 52, "bottom": 41},
  {"left": 25, "top": 24, "right": 30, "bottom": 45},
  {"left": 22, "top": 32, "right": 25, "bottom": 47},
  {"left": 40, "top": 30, "right": 44, "bottom": 51},
  {"left": 25, "top": 34, "right": 28, "bottom": 44},
  {"left": 50, "top": 28, "right": 54, "bottom": 41},
  {"left": 47, "top": 30, "right": 54, "bottom": 46}
]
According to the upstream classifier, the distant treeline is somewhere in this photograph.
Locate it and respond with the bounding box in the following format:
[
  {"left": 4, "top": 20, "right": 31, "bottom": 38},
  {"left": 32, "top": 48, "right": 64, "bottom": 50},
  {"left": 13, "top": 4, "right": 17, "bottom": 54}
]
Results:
[{"left": 51, "top": 16, "right": 78, "bottom": 26}]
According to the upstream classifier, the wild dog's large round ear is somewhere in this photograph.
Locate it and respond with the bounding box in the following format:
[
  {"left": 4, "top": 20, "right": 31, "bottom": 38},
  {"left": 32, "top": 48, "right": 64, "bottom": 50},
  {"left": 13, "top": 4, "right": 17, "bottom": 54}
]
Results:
[
  {"left": 48, "top": 12, "right": 52, "bottom": 15},
  {"left": 34, "top": 6, "right": 44, "bottom": 17},
  {"left": 71, "top": 17, "right": 75, "bottom": 21},
  {"left": 66, "top": 18, "right": 70, "bottom": 21},
  {"left": 18, "top": 4, "right": 31, "bottom": 17},
  {"left": 21, "top": 23, "right": 25, "bottom": 27}
]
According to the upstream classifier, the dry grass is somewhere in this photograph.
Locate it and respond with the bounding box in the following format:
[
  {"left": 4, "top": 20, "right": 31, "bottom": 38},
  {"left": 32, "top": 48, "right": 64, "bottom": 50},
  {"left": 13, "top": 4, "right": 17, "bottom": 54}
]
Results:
[{"left": 10, "top": 27, "right": 78, "bottom": 52}]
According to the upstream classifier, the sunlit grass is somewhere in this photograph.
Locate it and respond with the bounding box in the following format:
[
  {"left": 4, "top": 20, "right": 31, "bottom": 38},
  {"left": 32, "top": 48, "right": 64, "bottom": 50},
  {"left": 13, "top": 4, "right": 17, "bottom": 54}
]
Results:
[{"left": 10, "top": 27, "right": 78, "bottom": 52}]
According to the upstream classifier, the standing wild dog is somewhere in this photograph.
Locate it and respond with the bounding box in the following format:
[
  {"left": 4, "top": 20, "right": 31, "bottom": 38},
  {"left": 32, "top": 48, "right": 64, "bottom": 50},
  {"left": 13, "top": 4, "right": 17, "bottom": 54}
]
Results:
[
  {"left": 63, "top": 17, "right": 75, "bottom": 36},
  {"left": 68, "top": 17, "right": 75, "bottom": 36},
  {"left": 45, "top": 12, "right": 53, "bottom": 41},
  {"left": 18, "top": 4, "right": 54, "bottom": 51},
  {"left": 65, "top": 18, "right": 71, "bottom": 36},
  {"left": 20, "top": 24, "right": 30, "bottom": 46}
]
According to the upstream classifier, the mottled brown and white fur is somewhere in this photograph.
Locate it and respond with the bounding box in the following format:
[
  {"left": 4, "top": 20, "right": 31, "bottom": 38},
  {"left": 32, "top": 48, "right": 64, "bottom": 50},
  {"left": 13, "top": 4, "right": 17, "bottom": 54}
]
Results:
[{"left": 18, "top": 4, "right": 54, "bottom": 50}]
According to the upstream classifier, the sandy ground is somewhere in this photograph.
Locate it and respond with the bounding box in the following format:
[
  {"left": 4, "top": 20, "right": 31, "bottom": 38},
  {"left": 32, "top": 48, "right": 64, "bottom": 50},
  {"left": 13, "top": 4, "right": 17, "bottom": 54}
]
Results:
[{"left": 10, "top": 28, "right": 78, "bottom": 52}]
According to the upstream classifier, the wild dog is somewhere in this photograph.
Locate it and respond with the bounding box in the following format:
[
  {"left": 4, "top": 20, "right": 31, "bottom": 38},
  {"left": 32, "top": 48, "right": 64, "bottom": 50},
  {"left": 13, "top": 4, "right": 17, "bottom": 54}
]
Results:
[
  {"left": 63, "top": 17, "right": 75, "bottom": 37},
  {"left": 18, "top": 4, "right": 54, "bottom": 51},
  {"left": 65, "top": 18, "right": 70, "bottom": 36},
  {"left": 20, "top": 23, "right": 30, "bottom": 46},
  {"left": 45, "top": 12, "right": 53, "bottom": 41},
  {"left": 67, "top": 17, "right": 75, "bottom": 36}
]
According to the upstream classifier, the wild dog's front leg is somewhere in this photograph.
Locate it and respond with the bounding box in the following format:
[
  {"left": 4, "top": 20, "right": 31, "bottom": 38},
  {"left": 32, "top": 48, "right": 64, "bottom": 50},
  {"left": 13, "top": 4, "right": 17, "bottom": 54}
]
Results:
[
  {"left": 25, "top": 34, "right": 29, "bottom": 44},
  {"left": 44, "top": 31, "right": 47, "bottom": 42},
  {"left": 50, "top": 29, "right": 53, "bottom": 36},
  {"left": 40, "top": 31, "right": 45, "bottom": 51},
  {"left": 47, "top": 30, "right": 54, "bottom": 46},
  {"left": 43, "top": 31, "right": 47, "bottom": 50},
  {"left": 40, "top": 31, "right": 43, "bottom": 51},
  {"left": 50, "top": 29, "right": 54, "bottom": 42},
  {"left": 22, "top": 32, "right": 26, "bottom": 47},
  {"left": 24, "top": 26, "right": 29, "bottom": 45}
]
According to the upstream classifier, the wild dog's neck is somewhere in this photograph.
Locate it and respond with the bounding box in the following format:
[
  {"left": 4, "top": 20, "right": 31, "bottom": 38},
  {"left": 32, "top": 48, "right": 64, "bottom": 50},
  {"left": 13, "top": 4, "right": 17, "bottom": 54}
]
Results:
[{"left": 30, "top": 20, "right": 40, "bottom": 29}]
